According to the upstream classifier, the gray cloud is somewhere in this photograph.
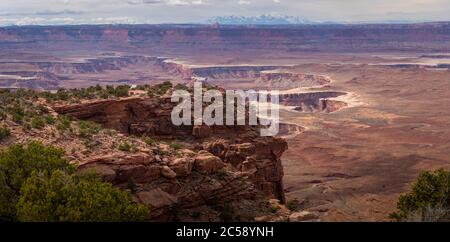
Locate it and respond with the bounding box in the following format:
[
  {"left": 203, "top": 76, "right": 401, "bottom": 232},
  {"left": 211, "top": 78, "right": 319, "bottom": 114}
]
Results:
[
  {"left": 127, "top": 0, "right": 164, "bottom": 5},
  {"left": 35, "top": 9, "right": 85, "bottom": 16}
]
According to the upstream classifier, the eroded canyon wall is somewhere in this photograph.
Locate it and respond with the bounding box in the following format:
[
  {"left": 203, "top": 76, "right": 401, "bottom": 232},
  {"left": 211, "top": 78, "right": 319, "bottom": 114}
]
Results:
[
  {"left": 53, "top": 96, "right": 289, "bottom": 220},
  {"left": 2, "top": 23, "right": 450, "bottom": 53}
]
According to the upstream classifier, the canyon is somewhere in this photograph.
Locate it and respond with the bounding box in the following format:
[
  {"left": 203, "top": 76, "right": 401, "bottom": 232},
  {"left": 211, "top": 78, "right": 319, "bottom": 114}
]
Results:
[{"left": 2, "top": 23, "right": 450, "bottom": 221}]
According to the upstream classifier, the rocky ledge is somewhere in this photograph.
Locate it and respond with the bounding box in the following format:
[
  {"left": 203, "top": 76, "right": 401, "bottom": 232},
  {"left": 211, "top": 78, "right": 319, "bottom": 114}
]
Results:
[{"left": 54, "top": 95, "right": 291, "bottom": 221}]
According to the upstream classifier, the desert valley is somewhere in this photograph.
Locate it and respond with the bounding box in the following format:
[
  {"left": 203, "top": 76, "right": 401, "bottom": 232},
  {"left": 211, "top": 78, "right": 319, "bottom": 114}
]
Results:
[{"left": 2, "top": 23, "right": 450, "bottom": 221}]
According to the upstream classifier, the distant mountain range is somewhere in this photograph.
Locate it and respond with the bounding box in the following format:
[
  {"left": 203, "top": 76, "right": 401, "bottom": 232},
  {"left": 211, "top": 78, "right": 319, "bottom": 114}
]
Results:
[
  {"left": 207, "top": 15, "right": 320, "bottom": 25},
  {"left": 206, "top": 15, "right": 432, "bottom": 25}
]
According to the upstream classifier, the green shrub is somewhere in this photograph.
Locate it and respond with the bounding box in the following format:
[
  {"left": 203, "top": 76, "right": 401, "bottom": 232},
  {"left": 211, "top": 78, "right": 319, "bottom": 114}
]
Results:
[
  {"left": 0, "top": 142, "right": 73, "bottom": 221},
  {"left": 0, "top": 142, "right": 148, "bottom": 222},
  {"left": 9, "top": 104, "right": 24, "bottom": 115},
  {"left": 99, "top": 91, "right": 109, "bottom": 99},
  {"left": 159, "top": 81, "right": 173, "bottom": 93},
  {"left": 148, "top": 81, "right": 173, "bottom": 97},
  {"left": 95, "top": 84, "right": 103, "bottom": 91},
  {"left": 0, "top": 125, "right": 11, "bottom": 141},
  {"left": 12, "top": 113, "right": 24, "bottom": 124},
  {"left": 144, "top": 137, "right": 157, "bottom": 146},
  {"left": 114, "top": 85, "right": 130, "bottom": 98},
  {"left": 390, "top": 169, "right": 450, "bottom": 221},
  {"left": 56, "top": 89, "right": 69, "bottom": 101},
  {"left": 286, "top": 199, "right": 302, "bottom": 211},
  {"left": 36, "top": 104, "right": 49, "bottom": 114},
  {"left": 0, "top": 111, "right": 6, "bottom": 121},
  {"left": 270, "top": 206, "right": 279, "bottom": 214},
  {"left": 77, "top": 120, "right": 101, "bottom": 138},
  {"left": 44, "top": 115, "right": 55, "bottom": 125},
  {"left": 31, "top": 116, "right": 45, "bottom": 129},
  {"left": 174, "top": 83, "right": 189, "bottom": 91},
  {"left": 22, "top": 123, "right": 31, "bottom": 131},
  {"left": 9, "top": 104, "right": 25, "bottom": 124},
  {"left": 16, "top": 170, "right": 149, "bottom": 222},
  {"left": 170, "top": 141, "right": 182, "bottom": 150},
  {"left": 118, "top": 142, "right": 133, "bottom": 152},
  {"left": 57, "top": 115, "right": 72, "bottom": 132}
]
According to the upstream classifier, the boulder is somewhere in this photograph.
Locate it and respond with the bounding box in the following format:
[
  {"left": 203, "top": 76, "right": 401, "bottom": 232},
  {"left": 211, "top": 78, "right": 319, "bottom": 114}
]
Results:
[
  {"left": 194, "top": 152, "right": 224, "bottom": 174},
  {"left": 119, "top": 165, "right": 161, "bottom": 183},
  {"left": 288, "top": 211, "right": 319, "bottom": 222},
  {"left": 79, "top": 164, "right": 116, "bottom": 182},
  {"left": 192, "top": 125, "right": 212, "bottom": 139},
  {"left": 161, "top": 166, "right": 177, "bottom": 179},
  {"left": 204, "top": 139, "right": 229, "bottom": 157},
  {"left": 236, "top": 143, "right": 256, "bottom": 156},
  {"left": 168, "top": 157, "right": 194, "bottom": 177},
  {"left": 136, "top": 188, "right": 177, "bottom": 209}
]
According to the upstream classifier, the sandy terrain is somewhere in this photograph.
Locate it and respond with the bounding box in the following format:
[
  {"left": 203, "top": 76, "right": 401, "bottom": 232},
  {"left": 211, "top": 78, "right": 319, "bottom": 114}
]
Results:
[{"left": 280, "top": 63, "right": 450, "bottom": 221}]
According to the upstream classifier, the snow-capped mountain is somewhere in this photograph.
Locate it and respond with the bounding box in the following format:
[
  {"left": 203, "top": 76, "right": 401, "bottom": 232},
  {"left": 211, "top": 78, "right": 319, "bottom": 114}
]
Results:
[{"left": 207, "top": 15, "right": 314, "bottom": 25}]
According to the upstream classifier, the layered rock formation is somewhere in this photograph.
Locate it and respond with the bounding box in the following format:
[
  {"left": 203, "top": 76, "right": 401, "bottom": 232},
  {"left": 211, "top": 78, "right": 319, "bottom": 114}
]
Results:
[
  {"left": 53, "top": 95, "right": 251, "bottom": 137},
  {"left": 3, "top": 23, "right": 450, "bottom": 53},
  {"left": 280, "top": 91, "right": 348, "bottom": 113},
  {"left": 54, "top": 94, "right": 289, "bottom": 221},
  {"left": 256, "top": 72, "right": 331, "bottom": 89}
]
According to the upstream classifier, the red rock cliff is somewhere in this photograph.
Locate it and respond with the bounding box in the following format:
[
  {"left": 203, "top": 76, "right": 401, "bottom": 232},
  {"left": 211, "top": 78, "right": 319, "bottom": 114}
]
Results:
[{"left": 54, "top": 95, "right": 288, "bottom": 221}]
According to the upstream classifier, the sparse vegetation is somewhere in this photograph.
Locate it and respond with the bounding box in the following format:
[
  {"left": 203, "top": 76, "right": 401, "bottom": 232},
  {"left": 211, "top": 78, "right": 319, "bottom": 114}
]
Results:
[
  {"left": 12, "top": 112, "right": 24, "bottom": 124},
  {"left": 39, "top": 85, "right": 133, "bottom": 103},
  {"left": 0, "top": 125, "right": 11, "bottom": 141},
  {"left": 77, "top": 120, "right": 101, "bottom": 138},
  {"left": 118, "top": 142, "right": 133, "bottom": 152},
  {"left": 0, "top": 111, "right": 6, "bottom": 121},
  {"left": 174, "top": 83, "right": 189, "bottom": 91},
  {"left": 286, "top": 199, "right": 302, "bottom": 212},
  {"left": 170, "top": 140, "right": 182, "bottom": 150},
  {"left": 113, "top": 85, "right": 130, "bottom": 98},
  {"left": 156, "top": 149, "right": 169, "bottom": 157},
  {"left": 1, "top": 83, "right": 180, "bottom": 115},
  {"left": 144, "top": 137, "right": 157, "bottom": 146},
  {"left": 57, "top": 115, "right": 72, "bottom": 132},
  {"left": 390, "top": 169, "right": 450, "bottom": 222},
  {"left": 30, "top": 116, "right": 45, "bottom": 129},
  {"left": 147, "top": 81, "right": 173, "bottom": 97},
  {"left": 270, "top": 206, "right": 279, "bottom": 214},
  {"left": 36, "top": 104, "right": 49, "bottom": 114},
  {"left": 44, "top": 115, "right": 55, "bottom": 125}
]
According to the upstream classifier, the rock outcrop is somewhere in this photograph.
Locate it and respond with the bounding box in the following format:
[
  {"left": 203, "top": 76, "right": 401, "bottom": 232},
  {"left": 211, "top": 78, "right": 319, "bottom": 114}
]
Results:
[
  {"left": 204, "top": 138, "right": 288, "bottom": 203},
  {"left": 256, "top": 72, "right": 331, "bottom": 89},
  {"left": 58, "top": 94, "right": 289, "bottom": 221},
  {"left": 280, "top": 91, "right": 348, "bottom": 113},
  {"left": 53, "top": 96, "right": 250, "bottom": 138},
  {"left": 77, "top": 145, "right": 283, "bottom": 221},
  {"left": 288, "top": 211, "right": 320, "bottom": 222},
  {"left": 194, "top": 151, "right": 224, "bottom": 174}
]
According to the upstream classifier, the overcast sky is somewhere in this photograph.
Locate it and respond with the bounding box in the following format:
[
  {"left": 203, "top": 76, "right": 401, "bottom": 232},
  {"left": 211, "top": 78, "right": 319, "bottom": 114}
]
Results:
[{"left": 1, "top": 0, "right": 450, "bottom": 25}]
